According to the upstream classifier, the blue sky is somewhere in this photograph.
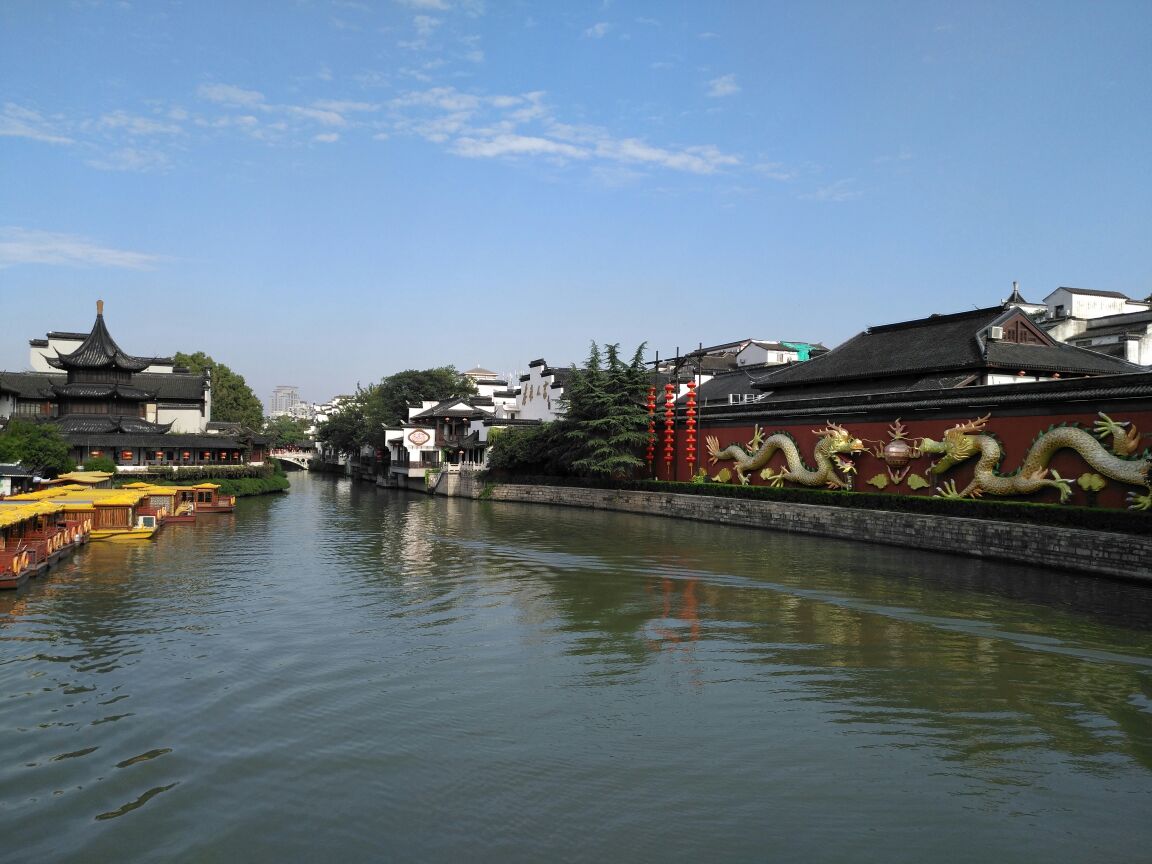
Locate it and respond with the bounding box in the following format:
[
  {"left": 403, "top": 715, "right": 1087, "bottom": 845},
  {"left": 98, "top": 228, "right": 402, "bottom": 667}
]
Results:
[{"left": 2, "top": 1, "right": 1150, "bottom": 407}]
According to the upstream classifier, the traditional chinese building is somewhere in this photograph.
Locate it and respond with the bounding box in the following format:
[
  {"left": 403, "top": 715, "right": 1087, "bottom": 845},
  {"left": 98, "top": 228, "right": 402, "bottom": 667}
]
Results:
[
  {"left": 668, "top": 305, "right": 1152, "bottom": 510},
  {"left": 1, "top": 302, "right": 262, "bottom": 471}
]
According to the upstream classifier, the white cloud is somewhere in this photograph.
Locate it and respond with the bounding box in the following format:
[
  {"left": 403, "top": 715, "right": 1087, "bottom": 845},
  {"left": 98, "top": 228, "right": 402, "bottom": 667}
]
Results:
[
  {"left": 396, "top": 0, "right": 449, "bottom": 8},
  {"left": 197, "top": 83, "right": 266, "bottom": 107},
  {"left": 313, "top": 100, "right": 381, "bottom": 114},
  {"left": 413, "top": 14, "right": 441, "bottom": 37},
  {"left": 707, "top": 74, "right": 740, "bottom": 98},
  {"left": 753, "top": 161, "right": 797, "bottom": 181},
  {"left": 0, "top": 103, "right": 73, "bottom": 144},
  {"left": 596, "top": 138, "right": 739, "bottom": 174},
  {"left": 584, "top": 22, "right": 611, "bottom": 38},
  {"left": 314, "top": 132, "right": 341, "bottom": 143},
  {"left": 452, "top": 133, "right": 587, "bottom": 160},
  {"left": 386, "top": 84, "right": 742, "bottom": 177},
  {"left": 801, "top": 180, "right": 861, "bottom": 202},
  {"left": 288, "top": 106, "right": 347, "bottom": 126},
  {"left": 698, "top": 31, "right": 719, "bottom": 40},
  {"left": 0, "top": 227, "right": 165, "bottom": 270},
  {"left": 97, "top": 111, "right": 183, "bottom": 135},
  {"left": 87, "top": 147, "right": 172, "bottom": 172}
]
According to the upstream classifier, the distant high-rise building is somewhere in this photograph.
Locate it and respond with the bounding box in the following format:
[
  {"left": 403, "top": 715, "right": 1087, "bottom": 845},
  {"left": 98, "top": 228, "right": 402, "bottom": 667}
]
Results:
[{"left": 269, "top": 385, "right": 301, "bottom": 418}]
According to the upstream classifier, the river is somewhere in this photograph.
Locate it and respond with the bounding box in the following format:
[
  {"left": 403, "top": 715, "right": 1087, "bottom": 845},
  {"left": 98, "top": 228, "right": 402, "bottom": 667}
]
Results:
[{"left": 2, "top": 473, "right": 1151, "bottom": 863}]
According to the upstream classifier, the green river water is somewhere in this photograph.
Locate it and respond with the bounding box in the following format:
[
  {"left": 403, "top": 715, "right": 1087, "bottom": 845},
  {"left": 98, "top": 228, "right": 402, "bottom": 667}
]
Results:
[{"left": 1, "top": 472, "right": 1151, "bottom": 862}]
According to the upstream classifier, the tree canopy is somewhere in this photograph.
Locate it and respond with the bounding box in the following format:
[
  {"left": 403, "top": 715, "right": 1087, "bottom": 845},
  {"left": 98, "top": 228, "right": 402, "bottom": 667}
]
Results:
[
  {"left": 564, "top": 342, "right": 650, "bottom": 477},
  {"left": 316, "top": 367, "right": 476, "bottom": 455},
  {"left": 487, "top": 341, "right": 649, "bottom": 479},
  {"left": 370, "top": 367, "right": 477, "bottom": 428},
  {"left": 174, "top": 351, "right": 265, "bottom": 429},
  {"left": 0, "top": 418, "right": 74, "bottom": 476},
  {"left": 264, "top": 415, "right": 312, "bottom": 448}
]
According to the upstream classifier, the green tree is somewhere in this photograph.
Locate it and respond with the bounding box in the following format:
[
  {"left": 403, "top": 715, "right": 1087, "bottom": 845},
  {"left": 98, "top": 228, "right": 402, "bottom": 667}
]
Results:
[
  {"left": 316, "top": 389, "right": 371, "bottom": 456},
  {"left": 564, "top": 342, "right": 650, "bottom": 478},
  {"left": 81, "top": 455, "right": 118, "bottom": 474},
  {"left": 264, "top": 415, "right": 311, "bottom": 448},
  {"left": 484, "top": 422, "right": 573, "bottom": 476},
  {"left": 486, "top": 341, "right": 650, "bottom": 479},
  {"left": 316, "top": 368, "right": 478, "bottom": 457},
  {"left": 174, "top": 351, "right": 265, "bottom": 429},
  {"left": 369, "top": 367, "right": 477, "bottom": 428},
  {"left": 0, "top": 418, "right": 75, "bottom": 476}
]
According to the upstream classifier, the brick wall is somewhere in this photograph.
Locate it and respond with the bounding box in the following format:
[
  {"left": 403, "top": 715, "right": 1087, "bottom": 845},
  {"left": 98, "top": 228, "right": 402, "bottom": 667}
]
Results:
[{"left": 449, "top": 476, "right": 1151, "bottom": 582}]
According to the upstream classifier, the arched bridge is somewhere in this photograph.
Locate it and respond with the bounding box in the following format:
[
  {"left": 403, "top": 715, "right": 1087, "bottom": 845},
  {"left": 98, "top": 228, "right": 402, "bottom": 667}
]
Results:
[{"left": 270, "top": 449, "right": 314, "bottom": 470}]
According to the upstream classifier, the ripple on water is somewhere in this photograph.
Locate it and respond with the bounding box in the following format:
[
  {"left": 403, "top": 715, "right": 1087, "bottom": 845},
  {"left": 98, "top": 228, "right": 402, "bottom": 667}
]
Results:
[{"left": 3, "top": 477, "right": 1152, "bottom": 863}]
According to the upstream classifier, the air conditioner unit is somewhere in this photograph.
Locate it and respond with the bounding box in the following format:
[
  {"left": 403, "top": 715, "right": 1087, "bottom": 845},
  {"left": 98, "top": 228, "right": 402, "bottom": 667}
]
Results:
[{"left": 987, "top": 326, "right": 1004, "bottom": 340}]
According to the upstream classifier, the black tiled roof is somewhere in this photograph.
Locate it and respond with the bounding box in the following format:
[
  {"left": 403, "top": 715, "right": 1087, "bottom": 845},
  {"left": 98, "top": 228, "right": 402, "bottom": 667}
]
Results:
[
  {"left": 46, "top": 312, "right": 153, "bottom": 372},
  {"left": 751, "top": 306, "right": 1139, "bottom": 395},
  {"left": 51, "top": 383, "right": 156, "bottom": 400},
  {"left": 0, "top": 372, "right": 206, "bottom": 402},
  {"left": 984, "top": 340, "right": 1142, "bottom": 374},
  {"left": 54, "top": 415, "right": 174, "bottom": 435},
  {"left": 702, "top": 370, "right": 1152, "bottom": 423},
  {"left": 1052, "top": 287, "right": 1131, "bottom": 299},
  {"left": 135, "top": 373, "right": 209, "bottom": 400}
]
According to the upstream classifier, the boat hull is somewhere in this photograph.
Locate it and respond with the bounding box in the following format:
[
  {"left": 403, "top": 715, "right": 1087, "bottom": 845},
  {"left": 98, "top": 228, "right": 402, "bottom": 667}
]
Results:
[{"left": 89, "top": 527, "right": 158, "bottom": 542}]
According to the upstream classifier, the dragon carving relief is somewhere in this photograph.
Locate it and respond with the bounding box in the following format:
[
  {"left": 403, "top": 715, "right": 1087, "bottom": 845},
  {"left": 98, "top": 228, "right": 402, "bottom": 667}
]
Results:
[
  {"left": 920, "top": 413, "right": 1152, "bottom": 510},
  {"left": 702, "top": 412, "right": 1151, "bottom": 510},
  {"left": 705, "top": 423, "right": 864, "bottom": 488}
]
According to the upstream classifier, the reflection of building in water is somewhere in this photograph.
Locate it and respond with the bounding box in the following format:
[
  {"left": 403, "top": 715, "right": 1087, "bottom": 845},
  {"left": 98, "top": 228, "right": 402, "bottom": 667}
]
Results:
[{"left": 396, "top": 505, "right": 436, "bottom": 581}]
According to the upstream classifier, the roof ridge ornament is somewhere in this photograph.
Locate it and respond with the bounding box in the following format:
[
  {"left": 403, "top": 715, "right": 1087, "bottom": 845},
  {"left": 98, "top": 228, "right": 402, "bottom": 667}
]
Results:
[{"left": 97, "top": 299, "right": 104, "bottom": 316}]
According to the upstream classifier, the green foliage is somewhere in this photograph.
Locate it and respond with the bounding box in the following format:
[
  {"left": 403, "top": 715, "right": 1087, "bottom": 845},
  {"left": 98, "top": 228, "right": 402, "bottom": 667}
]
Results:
[
  {"left": 316, "top": 368, "right": 477, "bottom": 454},
  {"left": 564, "top": 341, "right": 650, "bottom": 478},
  {"left": 140, "top": 462, "right": 289, "bottom": 496},
  {"left": 370, "top": 367, "right": 477, "bottom": 428},
  {"left": 316, "top": 388, "right": 372, "bottom": 456},
  {"left": 174, "top": 351, "right": 264, "bottom": 429},
  {"left": 264, "top": 415, "right": 311, "bottom": 448},
  {"left": 0, "top": 418, "right": 75, "bottom": 476},
  {"left": 81, "top": 455, "right": 118, "bottom": 474},
  {"left": 487, "top": 341, "right": 650, "bottom": 480},
  {"left": 485, "top": 422, "right": 573, "bottom": 476}
]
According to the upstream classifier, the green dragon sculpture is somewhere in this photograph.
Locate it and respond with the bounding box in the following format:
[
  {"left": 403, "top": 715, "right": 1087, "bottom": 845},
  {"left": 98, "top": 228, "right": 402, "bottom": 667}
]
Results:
[
  {"left": 920, "top": 413, "right": 1152, "bottom": 509},
  {"left": 705, "top": 423, "right": 864, "bottom": 488}
]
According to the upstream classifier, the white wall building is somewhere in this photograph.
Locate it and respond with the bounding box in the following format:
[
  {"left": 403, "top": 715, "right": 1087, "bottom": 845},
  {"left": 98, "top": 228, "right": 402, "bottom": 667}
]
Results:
[{"left": 1043, "top": 287, "right": 1152, "bottom": 366}]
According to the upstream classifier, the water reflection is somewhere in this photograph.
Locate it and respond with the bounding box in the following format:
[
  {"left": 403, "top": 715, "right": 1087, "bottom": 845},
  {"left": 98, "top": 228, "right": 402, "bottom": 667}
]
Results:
[{"left": 0, "top": 475, "right": 1150, "bottom": 863}]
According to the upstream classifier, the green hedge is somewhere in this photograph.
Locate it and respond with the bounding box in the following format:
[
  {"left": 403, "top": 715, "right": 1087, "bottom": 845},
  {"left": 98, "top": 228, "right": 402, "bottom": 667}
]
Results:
[
  {"left": 479, "top": 472, "right": 1151, "bottom": 536},
  {"left": 117, "top": 462, "right": 290, "bottom": 497}
]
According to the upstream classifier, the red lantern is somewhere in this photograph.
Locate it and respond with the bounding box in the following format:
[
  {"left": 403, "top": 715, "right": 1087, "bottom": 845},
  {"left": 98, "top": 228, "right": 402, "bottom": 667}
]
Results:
[
  {"left": 663, "top": 382, "right": 676, "bottom": 471},
  {"left": 646, "top": 386, "right": 657, "bottom": 466},
  {"left": 685, "top": 380, "right": 698, "bottom": 473}
]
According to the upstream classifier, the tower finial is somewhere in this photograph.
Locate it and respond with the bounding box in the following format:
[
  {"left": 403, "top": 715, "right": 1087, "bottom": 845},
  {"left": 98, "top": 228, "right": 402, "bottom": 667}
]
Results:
[{"left": 97, "top": 299, "right": 104, "bottom": 316}]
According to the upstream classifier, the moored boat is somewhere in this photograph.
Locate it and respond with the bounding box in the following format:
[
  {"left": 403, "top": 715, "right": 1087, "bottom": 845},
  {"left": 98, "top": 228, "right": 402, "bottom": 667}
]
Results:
[
  {"left": 0, "top": 502, "right": 64, "bottom": 589},
  {"left": 174, "top": 483, "right": 235, "bottom": 514}
]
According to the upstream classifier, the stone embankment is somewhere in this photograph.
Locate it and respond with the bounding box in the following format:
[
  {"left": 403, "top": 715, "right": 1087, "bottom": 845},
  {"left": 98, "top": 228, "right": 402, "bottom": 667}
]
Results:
[{"left": 439, "top": 471, "right": 1151, "bottom": 583}]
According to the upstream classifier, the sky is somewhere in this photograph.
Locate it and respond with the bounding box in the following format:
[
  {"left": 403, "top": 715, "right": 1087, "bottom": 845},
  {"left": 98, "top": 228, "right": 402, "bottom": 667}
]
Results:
[{"left": 2, "top": 0, "right": 1150, "bottom": 408}]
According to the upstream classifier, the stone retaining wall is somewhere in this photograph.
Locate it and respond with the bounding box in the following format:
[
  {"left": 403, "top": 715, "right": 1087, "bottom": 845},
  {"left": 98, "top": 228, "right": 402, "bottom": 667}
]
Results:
[{"left": 450, "top": 473, "right": 1151, "bottom": 582}]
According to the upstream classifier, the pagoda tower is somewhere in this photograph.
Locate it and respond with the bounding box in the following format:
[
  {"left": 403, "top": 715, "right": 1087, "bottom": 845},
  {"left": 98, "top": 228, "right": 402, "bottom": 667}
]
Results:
[{"left": 45, "top": 300, "right": 172, "bottom": 435}]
